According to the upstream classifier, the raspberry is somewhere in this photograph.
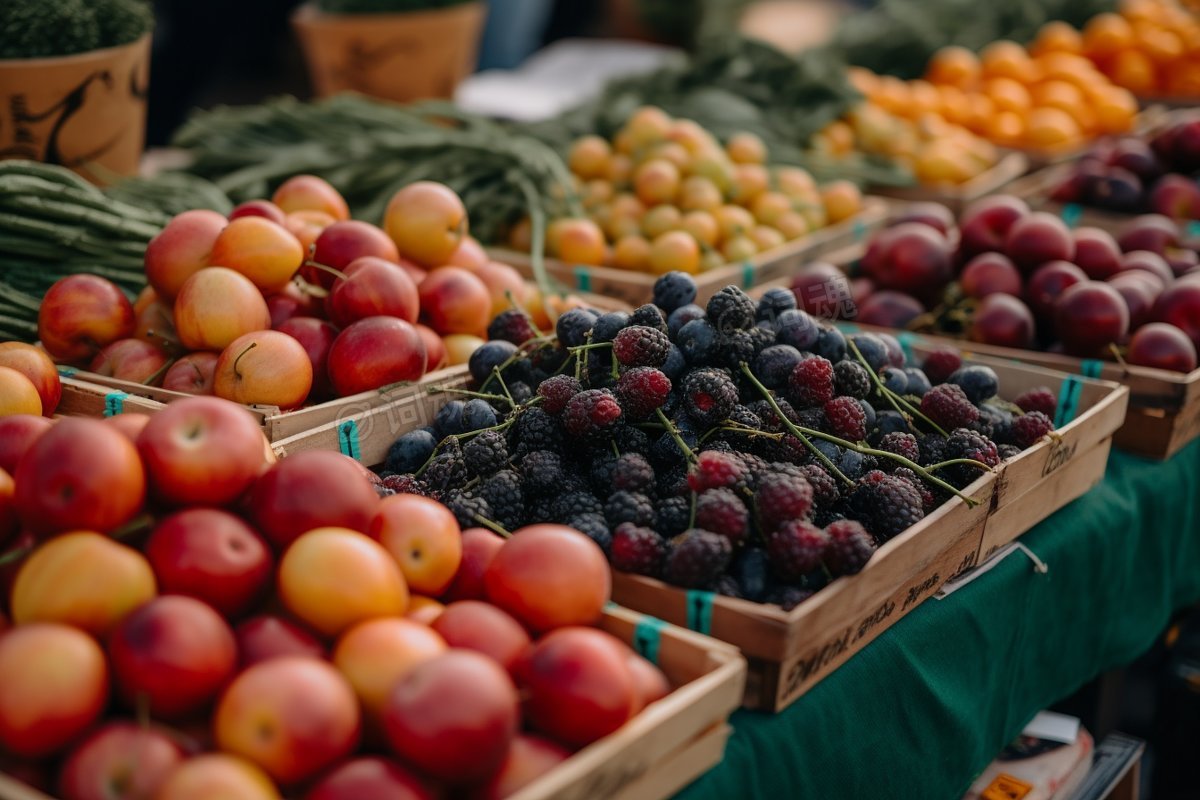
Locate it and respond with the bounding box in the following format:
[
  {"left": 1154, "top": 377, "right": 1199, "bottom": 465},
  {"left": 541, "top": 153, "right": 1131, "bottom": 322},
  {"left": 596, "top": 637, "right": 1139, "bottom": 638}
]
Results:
[
  {"left": 612, "top": 453, "right": 655, "bottom": 493},
  {"left": 537, "top": 375, "right": 581, "bottom": 415},
  {"left": 463, "top": 430, "right": 509, "bottom": 477},
  {"left": 513, "top": 408, "right": 563, "bottom": 455},
  {"left": 613, "top": 325, "right": 670, "bottom": 368},
  {"left": 652, "top": 271, "right": 698, "bottom": 314},
  {"left": 688, "top": 450, "right": 749, "bottom": 493},
  {"left": 921, "top": 347, "right": 962, "bottom": 385},
  {"left": 682, "top": 368, "right": 739, "bottom": 427},
  {"left": 833, "top": 360, "right": 871, "bottom": 399},
  {"left": 797, "top": 464, "right": 840, "bottom": 508},
  {"left": 630, "top": 304, "right": 668, "bottom": 334},
  {"left": 706, "top": 286, "right": 756, "bottom": 332},
  {"left": 824, "top": 520, "right": 876, "bottom": 576},
  {"left": 1010, "top": 411, "right": 1054, "bottom": 448},
  {"left": 604, "top": 491, "right": 657, "bottom": 529},
  {"left": 563, "top": 389, "right": 623, "bottom": 440},
  {"left": 521, "top": 450, "right": 565, "bottom": 496},
  {"left": 755, "top": 473, "right": 814, "bottom": 532},
  {"left": 767, "top": 521, "right": 829, "bottom": 581},
  {"left": 1015, "top": 386, "right": 1056, "bottom": 417},
  {"left": 381, "top": 474, "right": 429, "bottom": 496},
  {"left": 486, "top": 309, "right": 538, "bottom": 345},
  {"left": 444, "top": 492, "right": 491, "bottom": 529},
  {"left": 944, "top": 428, "right": 1000, "bottom": 487},
  {"left": 878, "top": 432, "right": 920, "bottom": 466},
  {"left": 569, "top": 513, "right": 612, "bottom": 551},
  {"left": 920, "top": 384, "right": 979, "bottom": 431},
  {"left": 824, "top": 396, "right": 867, "bottom": 441},
  {"left": 552, "top": 490, "right": 603, "bottom": 522},
  {"left": 610, "top": 523, "right": 666, "bottom": 576},
  {"left": 846, "top": 470, "right": 924, "bottom": 542},
  {"left": 615, "top": 367, "right": 672, "bottom": 419},
  {"left": 694, "top": 488, "right": 750, "bottom": 545},
  {"left": 788, "top": 356, "right": 835, "bottom": 407},
  {"left": 479, "top": 470, "right": 525, "bottom": 530},
  {"left": 663, "top": 529, "right": 732, "bottom": 588},
  {"left": 656, "top": 495, "right": 692, "bottom": 536}
]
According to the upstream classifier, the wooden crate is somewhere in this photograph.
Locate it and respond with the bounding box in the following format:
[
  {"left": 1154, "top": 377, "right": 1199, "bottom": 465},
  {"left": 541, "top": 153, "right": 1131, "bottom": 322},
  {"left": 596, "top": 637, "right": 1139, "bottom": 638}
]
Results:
[
  {"left": 57, "top": 374, "right": 165, "bottom": 417},
  {"left": 870, "top": 152, "right": 1029, "bottom": 216},
  {"left": 0, "top": 607, "right": 744, "bottom": 800},
  {"left": 489, "top": 199, "right": 891, "bottom": 307}
]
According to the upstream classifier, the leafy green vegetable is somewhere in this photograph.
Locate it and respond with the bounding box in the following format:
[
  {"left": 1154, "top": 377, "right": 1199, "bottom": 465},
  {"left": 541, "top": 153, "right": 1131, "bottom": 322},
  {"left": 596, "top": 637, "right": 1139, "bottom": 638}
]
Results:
[{"left": 0, "top": 0, "right": 152, "bottom": 60}]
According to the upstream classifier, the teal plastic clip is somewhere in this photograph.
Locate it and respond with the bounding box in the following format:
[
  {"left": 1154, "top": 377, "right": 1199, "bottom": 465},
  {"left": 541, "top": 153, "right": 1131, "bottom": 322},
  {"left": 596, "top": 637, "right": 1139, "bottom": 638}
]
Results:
[
  {"left": 896, "top": 331, "right": 917, "bottom": 364},
  {"left": 685, "top": 590, "right": 714, "bottom": 635},
  {"left": 632, "top": 615, "right": 666, "bottom": 665},
  {"left": 741, "top": 261, "right": 755, "bottom": 289},
  {"left": 1080, "top": 359, "right": 1104, "bottom": 379},
  {"left": 852, "top": 218, "right": 867, "bottom": 243},
  {"left": 1060, "top": 204, "right": 1083, "bottom": 228},
  {"left": 103, "top": 392, "right": 128, "bottom": 417},
  {"left": 572, "top": 265, "right": 592, "bottom": 293},
  {"left": 56, "top": 366, "right": 77, "bottom": 377},
  {"left": 1187, "top": 220, "right": 1200, "bottom": 239},
  {"left": 1054, "top": 375, "right": 1083, "bottom": 427},
  {"left": 338, "top": 419, "right": 362, "bottom": 461}
]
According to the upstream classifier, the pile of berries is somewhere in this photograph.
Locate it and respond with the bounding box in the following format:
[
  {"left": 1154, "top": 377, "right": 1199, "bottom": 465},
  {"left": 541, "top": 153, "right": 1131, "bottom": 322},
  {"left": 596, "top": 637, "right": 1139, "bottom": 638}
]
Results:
[{"left": 380, "top": 273, "right": 1056, "bottom": 610}]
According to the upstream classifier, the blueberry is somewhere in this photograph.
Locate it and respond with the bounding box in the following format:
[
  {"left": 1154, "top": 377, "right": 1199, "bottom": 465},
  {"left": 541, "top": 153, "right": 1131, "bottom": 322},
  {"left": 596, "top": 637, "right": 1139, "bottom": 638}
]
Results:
[
  {"left": 871, "top": 410, "right": 910, "bottom": 440},
  {"left": 948, "top": 365, "right": 999, "bottom": 404},
  {"left": 731, "top": 547, "right": 770, "bottom": 602},
  {"left": 650, "top": 427, "right": 699, "bottom": 465},
  {"left": 858, "top": 399, "right": 877, "bottom": 431},
  {"left": 468, "top": 340, "right": 519, "bottom": 384},
  {"left": 812, "top": 438, "right": 841, "bottom": 463},
  {"left": 434, "top": 400, "right": 465, "bottom": 438},
  {"left": 878, "top": 333, "right": 907, "bottom": 367},
  {"left": 661, "top": 343, "right": 687, "bottom": 382},
  {"left": 652, "top": 271, "right": 698, "bottom": 313},
  {"left": 849, "top": 334, "right": 888, "bottom": 372},
  {"left": 462, "top": 399, "right": 498, "bottom": 431},
  {"left": 880, "top": 366, "right": 909, "bottom": 395},
  {"left": 753, "top": 344, "right": 803, "bottom": 389},
  {"left": 591, "top": 311, "right": 630, "bottom": 343},
  {"left": 555, "top": 307, "right": 599, "bottom": 348},
  {"left": 814, "top": 326, "right": 847, "bottom": 362},
  {"left": 775, "top": 309, "right": 820, "bottom": 351},
  {"left": 384, "top": 429, "right": 437, "bottom": 473},
  {"left": 838, "top": 448, "right": 867, "bottom": 480},
  {"left": 903, "top": 368, "right": 932, "bottom": 397},
  {"left": 676, "top": 318, "right": 718, "bottom": 364},
  {"left": 668, "top": 304, "right": 706, "bottom": 338},
  {"left": 755, "top": 287, "right": 797, "bottom": 324}
]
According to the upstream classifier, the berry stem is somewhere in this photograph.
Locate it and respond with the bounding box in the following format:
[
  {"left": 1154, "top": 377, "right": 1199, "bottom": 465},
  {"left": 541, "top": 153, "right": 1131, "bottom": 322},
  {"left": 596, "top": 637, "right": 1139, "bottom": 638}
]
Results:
[
  {"left": 491, "top": 367, "right": 515, "bottom": 407},
  {"left": 923, "top": 457, "right": 995, "bottom": 474},
  {"left": 655, "top": 407, "right": 698, "bottom": 465},
  {"left": 846, "top": 339, "right": 948, "bottom": 437},
  {"left": 428, "top": 386, "right": 513, "bottom": 405},
  {"left": 610, "top": 439, "right": 621, "bottom": 458},
  {"left": 472, "top": 514, "right": 512, "bottom": 539},
  {"left": 502, "top": 289, "right": 545, "bottom": 337}
]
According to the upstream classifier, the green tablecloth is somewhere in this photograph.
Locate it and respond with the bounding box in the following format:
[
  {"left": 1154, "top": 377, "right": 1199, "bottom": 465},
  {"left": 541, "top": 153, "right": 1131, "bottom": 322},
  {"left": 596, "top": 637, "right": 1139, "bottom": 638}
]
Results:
[{"left": 680, "top": 439, "right": 1200, "bottom": 800}]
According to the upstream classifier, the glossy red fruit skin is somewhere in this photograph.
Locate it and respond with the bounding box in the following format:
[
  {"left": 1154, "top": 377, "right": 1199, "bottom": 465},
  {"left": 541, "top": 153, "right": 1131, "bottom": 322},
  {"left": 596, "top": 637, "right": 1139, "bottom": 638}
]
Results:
[
  {"left": 1116, "top": 250, "right": 1174, "bottom": 287},
  {"left": 959, "top": 252, "right": 1023, "bottom": 299},
  {"left": 1152, "top": 282, "right": 1200, "bottom": 352},
  {"left": 855, "top": 291, "right": 924, "bottom": 328},
  {"left": 305, "top": 757, "right": 438, "bottom": 800},
  {"left": 249, "top": 450, "right": 380, "bottom": 549},
  {"left": 1127, "top": 322, "right": 1198, "bottom": 372},
  {"left": 1071, "top": 227, "right": 1123, "bottom": 280},
  {"left": 326, "top": 257, "right": 420, "bottom": 327},
  {"left": 1005, "top": 212, "right": 1075, "bottom": 274},
  {"left": 958, "top": 195, "right": 1029, "bottom": 260},
  {"left": 1106, "top": 273, "right": 1160, "bottom": 329},
  {"left": 969, "top": 294, "right": 1036, "bottom": 349},
  {"left": 326, "top": 317, "right": 427, "bottom": 397},
  {"left": 1054, "top": 281, "right": 1131, "bottom": 356},
  {"left": 860, "top": 223, "right": 952, "bottom": 302},
  {"left": 1025, "top": 260, "right": 1088, "bottom": 321}
]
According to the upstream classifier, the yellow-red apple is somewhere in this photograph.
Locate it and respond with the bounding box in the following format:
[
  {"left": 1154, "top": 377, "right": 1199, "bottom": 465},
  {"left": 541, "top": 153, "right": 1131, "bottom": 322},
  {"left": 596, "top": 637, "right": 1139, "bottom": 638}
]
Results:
[
  {"left": 156, "top": 754, "right": 280, "bottom": 800},
  {"left": 214, "top": 330, "right": 313, "bottom": 410},
  {"left": 272, "top": 175, "right": 350, "bottom": 221},
  {"left": 235, "top": 615, "right": 327, "bottom": 668},
  {"left": 275, "top": 317, "right": 337, "bottom": 402},
  {"left": 249, "top": 450, "right": 380, "bottom": 548},
  {"left": 144, "top": 209, "right": 228, "bottom": 301},
  {"left": 333, "top": 617, "right": 446, "bottom": 716},
  {"left": 0, "top": 342, "right": 61, "bottom": 415},
  {"left": 383, "top": 181, "right": 466, "bottom": 268},
  {"left": 88, "top": 338, "right": 169, "bottom": 384},
  {"left": 370, "top": 494, "right": 461, "bottom": 596},
  {"left": 38, "top": 274, "right": 136, "bottom": 363},
  {"left": 418, "top": 267, "right": 491, "bottom": 336},
  {"left": 209, "top": 216, "right": 305, "bottom": 294},
  {"left": 0, "top": 366, "right": 41, "bottom": 416},
  {"left": 174, "top": 267, "right": 271, "bottom": 352},
  {"left": 327, "top": 316, "right": 426, "bottom": 396},
  {"left": 59, "top": 722, "right": 184, "bottom": 800},
  {"left": 162, "top": 352, "right": 219, "bottom": 395}
]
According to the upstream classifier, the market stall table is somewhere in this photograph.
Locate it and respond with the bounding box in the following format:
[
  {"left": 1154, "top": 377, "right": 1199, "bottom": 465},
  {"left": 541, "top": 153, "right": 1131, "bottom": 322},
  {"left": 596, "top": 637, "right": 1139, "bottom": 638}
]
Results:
[{"left": 678, "top": 439, "right": 1200, "bottom": 800}]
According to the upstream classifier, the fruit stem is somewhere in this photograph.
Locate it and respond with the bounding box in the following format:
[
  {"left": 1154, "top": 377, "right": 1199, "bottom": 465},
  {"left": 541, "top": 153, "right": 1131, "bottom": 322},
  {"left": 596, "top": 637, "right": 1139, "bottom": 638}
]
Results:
[
  {"left": 1109, "top": 343, "right": 1128, "bottom": 371},
  {"left": 232, "top": 341, "right": 257, "bottom": 380},
  {"left": 0, "top": 542, "right": 33, "bottom": 567},
  {"left": 610, "top": 438, "right": 621, "bottom": 458},
  {"left": 141, "top": 356, "right": 178, "bottom": 388},
  {"left": 473, "top": 514, "right": 512, "bottom": 538},
  {"left": 655, "top": 407, "right": 698, "bottom": 465},
  {"left": 302, "top": 259, "right": 349, "bottom": 284},
  {"left": 428, "top": 386, "right": 513, "bottom": 405},
  {"left": 491, "top": 366, "right": 515, "bottom": 407},
  {"left": 503, "top": 289, "right": 545, "bottom": 337},
  {"left": 924, "top": 457, "right": 995, "bottom": 474},
  {"left": 698, "top": 423, "right": 784, "bottom": 445},
  {"left": 739, "top": 363, "right": 854, "bottom": 486},
  {"left": 846, "top": 339, "right": 948, "bottom": 437}
]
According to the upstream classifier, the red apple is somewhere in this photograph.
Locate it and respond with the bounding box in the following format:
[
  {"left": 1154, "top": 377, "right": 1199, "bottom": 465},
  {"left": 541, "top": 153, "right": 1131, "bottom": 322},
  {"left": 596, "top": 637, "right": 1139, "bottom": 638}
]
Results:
[
  {"left": 442, "top": 527, "right": 505, "bottom": 602},
  {"left": 0, "top": 468, "right": 16, "bottom": 547},
  {"left": 145, "top": 509, "right": 273, "bottom": 618},
  {"left": 306, "top": 758, "right": 436, "bottom": 800},
  {"left": 38, "top": 275, "right": 135, "bottom": 363},
  {"left": 432, "top": 601, "right": 531, "bottom": 677},
  {"left": 307, "top": 220, "right": 401, "bottom": 289},
  {"left": 327, "top": 257, "right": 420, "bottom": 327},
  {"left": 1005, "top": 212, "right": 1074, "bottom": 273},
  {"left": 473, "top": 734, "right": 571, "bottom": 800},
  {"left": 249, "top": 450, "right": 380, "bottom": 548},
  {"left": 88, "top": 338, "right": 169, "bottom": 384},
  {"left": 382, "top": 650, "right": 518, "bottom": 783},
  {"left": 230, "top": 200, "right": 287, "bottom": 225},
  {"left": 327, "top": 316, "right": 426, "bottom": 396},
  {"left": 156, "top": 754, "right": 280, "bottom": 800},
  {"left": 174, "top": 267, "right": 272, "bottom": 353},
  {"left": 1072, "top": 227, "right": 1123, "bottom": 280},
  {"left": 266, "top": 282, "right": 319, "bottom": 328},
  {"left": 214, "top": 330, "right": 314, "bottom": 410},
  {"left": 958, "top": 195, "right": 1029, "bottom": 259},
  {"left": 276, "top": 317, "right": 338, "bottom": 402},
  {"left": 137, "top": 395, "right": 266, "bottom": 507},
  {"left": 144, "top": 209, "right": 228, "bottom": 302},
  {"left": 0, "top": 342, "right": 61, "bottom": 415},
  {"left": 15, "top": 417, "right": 145, "bottom": 535},
  {"left": 59, "top": 722, "right": 185, "bottom": 800},
  {"left": 1127, "top": 322, "right": 1198, "bottom": 372},
  {"left": 235, "top": 615, "right": 327, "bottom": 668},
  {"left": 415, "top": 324, "right": 448, "bottom": 372},
  {"left": 109, "top": 595, "right": 238, "bottom": 718},
  {"left": 103, "top": 413, "right": 151, "bottom": 443},
  {"left": 0, "top": 414, "right": 52, "bottom": 473},
  {"left": 417, "top": 267, "right": 493, "bottom": 336},
  {"left": 162, "top": 352, "right": 219, "bottom": 395}
]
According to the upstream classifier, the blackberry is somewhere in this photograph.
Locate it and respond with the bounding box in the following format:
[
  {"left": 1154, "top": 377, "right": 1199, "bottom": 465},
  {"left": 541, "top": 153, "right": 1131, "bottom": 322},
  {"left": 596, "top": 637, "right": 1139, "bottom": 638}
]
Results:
[
  {"left": 615, "top": 367, "right": 672, "bottom": 419},
  {"left": 630, "top": 304, "right": 668, "bottom": 334},
  {"left": 422, "top": 451, "right": 469, "bottom": 494},
  {"left": 766, "top": 585, "right": 815, "bottom": 611},
  {"left": 612, "top": 453, "right": 655, "bottom": 493},
  {"left": 944, "top": 428, "right": 1001, "bottom": 487},
  {"left": 612, "top": 325, "right": 669, "bottom": 369},
  {"left": 381, "top": 474, "right": 430, "bottom": 496},
  {"left": 893, "top": 467, "right": 936, "bottom": 512},
  {"left": 469, "top": 340, "right": 520, "bottom": 384},
  {"left": 797, "top": 464, "right": 840, "bottom": 508},
  {"left": 487, "top": 308, "right": 538, "bottom": 345},
  {"left": 706, "top": 286, "right": 756, "bottom": 332},
  {"left": 528, "top": 496, "right": 557, "bottom": 523},
  {"left": 555, "top": 307, "right": 599, "bottom": 348},
  {"left": 812, "top": 507, "right": 847, "bottom": 528},
  {"left": 479, "top": 470, "right": 525, "bottom": 530},
  {"left": 767, "top": 521, "right": 830, "bottom": 581},
  {"left": 949, "top": 365, "right": 999, "bottom": 404},
  {"left": 921, "top": 347, "right": 962, "bottom": 384},
  {"left": 998, "top": 444, "right": 1022, "bottom": 460},
  {"left": 726, "top": 404, "right": 763, "bottom": 430},
  {"left": 604, "top": 491, "right": 657, "bottom": 529},
  {"left": 814, "top": 326, "right": 847, "bottom": 363},
  {"left": 731, "top": 547, "right": 770, "bottom": 602},
  {"left": 878, "top": 432, "right": 920, "bottom": 466},
  {"left": 444, "top": 492, "right": 491, "bottom": 530},
  {"left": 920, "top": 384, "right": 979, "bottom": 430},
  {"left": 748, "top": 325, "right": 777, "bottom": 354},
  {"left": 845, "top": 471, "right": 924, "bottom": 542},
  {"left": 974, "top": 405, "right": 1009, "bottom": 441},
  {"left": 521, "top": 450, "right": 566, "bottom": 496},
  {"left": 795, "top": 405, "right": 828, "bottom": 431},
  {"left": 776, "top": 309, "right": 821, "bottom": 351},
  {"left": 667, "top": 304, "right": 705, "bottom": 338},
  {"left": 656, "top": 495, "right": 692, "bottom": 537},
  {"left": 509, "top": 382, "right": 534, "bottom": 405},
  {"left": 903, "top": 368, "right": 933, "bottom": 397},
  {"left": 755, "top": 286, "right": 797, "bottom": 323},
  {"left": 462, "top": 399, "right": 499, "bottom": 432},
  {"left": 834, "top": 360, "right": 871, "bottom": 399},
  {"left": 591, "top": 311, "right": 631, "bottom": 343},
  {"left": 663, "top": 529, "right": 732, "bottom": 588},
  {"left": 680, "top": 368, "right": 738, "bottom": 427},
  {"left": 676, "top": 318, "right": 719, "bottom": 365},
  {"left": 718, "top": 329, "right": 756, "bottom": 370},
  {"left": 751, "top": 345, "right": 800, "bottom": 390},
  {"left": 788, "top": 356, "right": 835, "bottom": 407},
  {"left": 384, "top": 429, "right": 438, "bottom": 474},
  {"left": 825, "top": 396, "right": 867, "bottom": 441},
  {"left": 1010, "top": 411, "right": 1054, "bottom": 448},
  {"left": 824, "top": 520, "right": 876, "bottom": 576},
  {"left": 652, "top": 271, "right": 698, "bottom": 314},
  {"left": 614, "top": 425, "right": 651, "bottom": 455},
  {"left": 688, "top": 450, "right": 749, "bottom": 493},
  {"left": 1015, "top": 386, "right": 1057, "bottom": 417},
  {"left": 917, "top": 434, "right": 947, "bottom": 467},
  {"left": 849, "top": 334, "right": 888, "bottom": 372},
  {"left": 695, "top": 488, "right": 750, "bottom": 545},
  {"left": 463, "top": 431, "right": 509, "bottom": 478},
  {"left": 538, "top": 375, "right": 581, "bottom": 415},
  {"left": 569, "top": 513, "right": 613, "bottom": 551},
  {"left": 755, "top": 473, "right": 815, "bottom": 532},
  {"left": 552, "top": 490, "right": 603, "bottom": 523},
  {"left": 563, "top": 389, "right": 623, "bottom": 440},
  {"left": 715, "top": 575, "right": 743, "bottom": 599},
  {"left": 610, "top": 523, "right": 666, "bottom": 575},
  {"left": 650, "top": 427, "right": 699, "bottom": 467},
  {"left": 513, "top": 408, "right": 562, "bottom": 455}
]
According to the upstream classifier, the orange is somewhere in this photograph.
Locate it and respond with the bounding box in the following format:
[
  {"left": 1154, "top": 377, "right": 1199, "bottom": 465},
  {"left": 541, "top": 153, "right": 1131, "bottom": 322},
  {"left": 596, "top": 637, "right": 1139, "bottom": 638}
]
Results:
[
  {"left": 1035, "top": 52, "right": 1103, "bottom": 85},
  {"left": 1120, "top": 0, "right": 1166, "bottom": 24},
  {"left": 1091, "top": 86, "right": 1139, "bottom": 133},
  {"left": 912, "top": 144, "right": 975, "bottom": 185},
  {"left": 874, "top": 76, "right": 911, "bottom": 114},
  {"left": 980, "top": 40, "right": 1041, "bottom": 83},
  {"left": 906, "top": 80, "right": 944, "bottom": 116},
  {"left": 985, "top": 110, "right": 1027, "bottom": 147},
  {"left": 1136, "top": 23, "right": 1186, "bottom": 63},
  {"left": 820, "top": 181, "right": 862, "bottom": 224},
  {"left": 1083, "top": 13, "right": 1136, "bottom": 60},
  {"left": 1032, "top": 80, "right": 1089, "bottom": 123},
  {"left": 611, "top": 234, "right": 652, "bottom": 271},
  {"left": 1164, "top": 58, "right": 1200, "bottom": 96},
  {"left": 1105, "top": 48, "right": 1159, "bottom": 94},
  {"left": 926, "top": 45, "right": 982, "bottom": 88},
  {"left": 984, "top": 77, "right": 1033, "bottom": 114},
  {"left": 1030, "top": 21, "right": 1084, "bottom": 57},
  {"left": 847, "top": 66, "right": 879, "bottom": 96},
  {"left": 1023, "top": 107, "right": 1084, "bottom": 150},
  {"left": 937, "top": 84, "right": 972, "bottom": 125},
  {"left": 821, "top": 120, "right": 856, "bottom": 154},
  {"left": 963, "top": 93, "right": 997, "bottom": 134},
  {"left": 648, "top": 230, "right": 701, "bottom": 275}
]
